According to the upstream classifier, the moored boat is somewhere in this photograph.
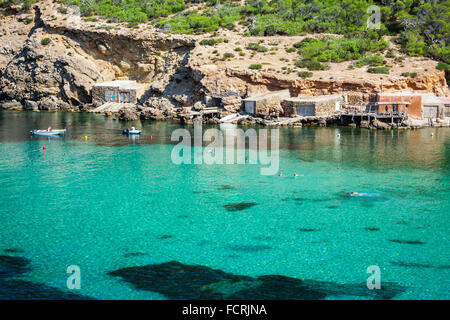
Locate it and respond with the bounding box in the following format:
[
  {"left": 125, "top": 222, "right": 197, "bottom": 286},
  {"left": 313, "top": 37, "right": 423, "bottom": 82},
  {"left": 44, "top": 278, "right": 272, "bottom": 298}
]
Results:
[
  {"left": 122, "top": 127, "right": 141, "bottom": 135},
  {"left": 31, "top": 128, "right": 66, "bottom": 136}
]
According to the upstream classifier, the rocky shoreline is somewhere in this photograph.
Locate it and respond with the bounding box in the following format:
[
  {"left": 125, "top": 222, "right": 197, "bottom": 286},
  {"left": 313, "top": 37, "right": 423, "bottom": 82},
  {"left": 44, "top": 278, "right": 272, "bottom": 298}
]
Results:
[
  {"left": 2, "top": 100, "right": 449, "bottom": 130},
  {"left": 0, "top": 2, "right": 448, "bottom": 131}
]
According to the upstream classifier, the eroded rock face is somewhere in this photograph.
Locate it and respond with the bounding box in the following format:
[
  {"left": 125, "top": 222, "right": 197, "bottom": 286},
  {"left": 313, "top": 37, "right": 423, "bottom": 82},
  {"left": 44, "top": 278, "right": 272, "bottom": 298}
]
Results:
[
  {"left": 0, "top": 2, "right": 448, "bottom": 116},
  {"left": 0, "top": 3, "right": 195, "bottom": 110},
  {"left": 1, "top": 36, "right": 101, "bottom": 106}
]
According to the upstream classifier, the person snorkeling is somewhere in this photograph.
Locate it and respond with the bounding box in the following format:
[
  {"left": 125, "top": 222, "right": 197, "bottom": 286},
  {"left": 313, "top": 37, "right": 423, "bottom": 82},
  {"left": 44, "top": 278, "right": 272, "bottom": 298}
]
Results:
[{"left": 346, "top": 191, "right": 368, "bottom": 197}]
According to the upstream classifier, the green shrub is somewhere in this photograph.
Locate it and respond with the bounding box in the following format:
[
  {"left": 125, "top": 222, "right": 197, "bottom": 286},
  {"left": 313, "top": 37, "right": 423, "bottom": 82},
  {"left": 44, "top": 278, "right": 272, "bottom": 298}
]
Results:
[
  {"left": 223, "top": 52, "right": 234, "bottom": 59},
  {"left": 436, "top": 62, "right": 449, "bottom": 71},
  {"left": 436, "top": 62, "right": 450, "bottom": 83},
  {"left": 367, "top": 67, "right": 389, "bottom": 74},
  {"left": 295, "top": 59, "right": 329, "bottom": 71},
  {"left": 200, "top": 38, "right": 223, "bottom": 46},
  {"left": 385, "top": 50, "right": 395, "bottom": 58},
  {"left": 247, "top": 43, "right": 268, "bottom": 52},
  {"left": 401, "top": 72, "right": 418, "bottom": 78},
  {"left": 41, "top": 38, "right": 51, "bottom": 46},
  {"left": 249, "top": 64, "right": 262, "bottom": 70},
  {"left": 298, "top": 71, "right": 313, "bottom": 78},
  {"left": 297, "top": 37, "right": 389, "bottom": 63},
  {"left": 57, "top": 6, "right": 68, "bottom": 14},
  {"left": 234, "top": 47, "right": 242, "bottom": 52},
  {"left": 355, "top": 54, "right": 385, "bottom": 67}
]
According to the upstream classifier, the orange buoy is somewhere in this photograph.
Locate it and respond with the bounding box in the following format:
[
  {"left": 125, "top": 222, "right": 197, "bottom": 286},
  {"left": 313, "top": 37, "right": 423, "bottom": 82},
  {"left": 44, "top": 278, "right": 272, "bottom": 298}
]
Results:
[{"left": 43, "top": 146, "right": 46, "bottom": 150}]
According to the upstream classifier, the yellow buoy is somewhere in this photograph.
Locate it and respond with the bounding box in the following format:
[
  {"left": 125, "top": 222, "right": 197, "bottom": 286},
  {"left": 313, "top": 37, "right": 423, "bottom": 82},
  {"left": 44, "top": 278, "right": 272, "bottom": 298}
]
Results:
[
  {"left": 431, "top": 133, "right": 434, "bottom": 136},
  {"left": 84, "top": 136, "right": 88, "bottom": 140}
]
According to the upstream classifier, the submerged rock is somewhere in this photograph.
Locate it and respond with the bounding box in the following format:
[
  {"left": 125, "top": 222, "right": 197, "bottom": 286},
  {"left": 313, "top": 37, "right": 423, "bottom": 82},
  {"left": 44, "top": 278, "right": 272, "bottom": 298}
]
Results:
[
  {"left": 0, "top": 255, "right": 93, "bottom": 299},
  {"left": 108, "top": 260, "right": 406, "bottom": 300},
  {"left": 228, "top": 245, "right": 272, "bottom": 252},
  {"left": 223, "top": 202, "right": 257, "bottom": 212},
  {"left": 217, "top": 185, "right": 236, "bottom": 191},
  {"left": 389, "top": 239, "right": 425, "bottom": 245}
]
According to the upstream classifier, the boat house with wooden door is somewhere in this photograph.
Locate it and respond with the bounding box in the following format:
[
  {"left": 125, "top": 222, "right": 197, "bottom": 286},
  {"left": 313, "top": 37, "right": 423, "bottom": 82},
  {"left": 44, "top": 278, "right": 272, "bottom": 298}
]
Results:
[{"left": 91, "top": 80, "right": 145, "bottom": 107}]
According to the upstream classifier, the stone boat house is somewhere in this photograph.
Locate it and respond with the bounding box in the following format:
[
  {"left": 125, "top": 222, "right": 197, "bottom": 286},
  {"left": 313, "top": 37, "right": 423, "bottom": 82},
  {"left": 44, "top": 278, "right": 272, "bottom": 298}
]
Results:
[
  {"left": 91, "top": 80, "right": 146, "bottom": 107},
  {"left": 376, "top": 92, "right": 445, "bottom": 120},
  {"left": 242, "top": 90, "right": 290, "bottom": 116},
  {"left": 439, "top": 97, "right": 450, "bottom": 117},
  {"left": 281, "top": 94, "right": 344, "bottom": 117},
  {"left": 205, "top": 92, "right": 242, "bottom": 112}
]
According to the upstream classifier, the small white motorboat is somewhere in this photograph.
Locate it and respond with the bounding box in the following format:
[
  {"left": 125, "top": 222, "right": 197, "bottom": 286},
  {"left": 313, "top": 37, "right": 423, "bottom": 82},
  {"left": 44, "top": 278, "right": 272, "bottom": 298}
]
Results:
[
  {"left": 122, "top": 127, "right": 141, "bottom": 135},
  {"left": 31, "top": 128, "right": 66, "bottom": 136}
]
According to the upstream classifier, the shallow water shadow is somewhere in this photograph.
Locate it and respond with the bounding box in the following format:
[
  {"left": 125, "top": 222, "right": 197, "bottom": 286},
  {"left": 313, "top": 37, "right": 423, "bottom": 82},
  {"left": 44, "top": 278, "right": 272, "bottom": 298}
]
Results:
[
  {"left": 298, "top": 228, "right": 318, "bottom": 232},
  {"left": 108, "top": 261, "right": 406, "bottom": 300},
  {"left": 389, "top": 261, "right": 450, "bottom": 269},
  {"left": 389, "top": 239, "right": 425, "bottom": 245},
  {"left": 159, "top": 235, "right": 174, "bottom": 240},
  {"left": 193, "top": 190, "right": 209, "bottom": 194},
  {"left": 123, "top": 252, "right": 147, "bottom": 258},
  {"left": 364, "top": 227, "right": 380, "bottom": 232},
  {"left": 3, "top": 248, "right": 25, "bottom": 254},
  {"left": 217, "top": 185, "right": 236, "bottom": 191},
  {"left": 0, "top": 255, "right": 93, "bottom": 299},
  {"left": 224, "top": 202, "right": 257, "bottom": 212},
  {"left": 228, "top": 245, "right": 272, "bottom": 252},
  {"left": 253, "top": 236, "right": 272, "bottom": 241}
]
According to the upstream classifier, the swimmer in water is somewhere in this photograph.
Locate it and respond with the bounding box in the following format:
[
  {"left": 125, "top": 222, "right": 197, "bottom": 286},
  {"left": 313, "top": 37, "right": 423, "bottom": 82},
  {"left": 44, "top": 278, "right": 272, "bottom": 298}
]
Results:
[
  {"left": 294, "top": 173, "right": 299, "bottom": 177},
  {"left": 279, "top": 172, "right": 283, "bottom": 177},
  {"left": 347, "top": 192, "right": 368, "bottom": 197}
]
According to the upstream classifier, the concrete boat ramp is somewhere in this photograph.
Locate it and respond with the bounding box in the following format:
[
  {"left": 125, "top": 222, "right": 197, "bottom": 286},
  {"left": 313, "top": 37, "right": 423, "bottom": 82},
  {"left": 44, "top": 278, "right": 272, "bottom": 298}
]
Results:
[
  {"left": 266, "top": 116, "right": 302, "bottom": 126},
  {"left": 220, "top": 114, "right": 248, "bottom": 123},
  {"left": 90, "top": 102, "right": 135, "bottom": 114}
]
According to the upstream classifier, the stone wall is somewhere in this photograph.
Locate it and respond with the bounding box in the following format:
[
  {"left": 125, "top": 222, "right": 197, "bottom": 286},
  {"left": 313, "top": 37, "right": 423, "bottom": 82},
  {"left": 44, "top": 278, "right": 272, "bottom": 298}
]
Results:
[
  {"left": 281, "top": 100, "right": 300, "bottom": 117},
  {"left": 315, "top": 97, "right": 341, "bottom": 116},
  {"left": 254, "top": 95, "right": 284, "bottom": 117},
  {"left": 281, "top": 96, "right": 342, "bottom": 117},
  {"left": 91, "top": 86, "right": 141, "bottom": 106}
]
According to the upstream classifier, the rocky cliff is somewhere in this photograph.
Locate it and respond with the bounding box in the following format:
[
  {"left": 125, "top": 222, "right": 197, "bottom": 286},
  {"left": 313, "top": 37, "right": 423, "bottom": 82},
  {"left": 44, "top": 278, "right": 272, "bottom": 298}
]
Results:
[
  {"left": 0, "top": 2, "right": 195, "bottom": 111},
  {"left": 0, "top": 1, "right": 448, "bottom": 114}
]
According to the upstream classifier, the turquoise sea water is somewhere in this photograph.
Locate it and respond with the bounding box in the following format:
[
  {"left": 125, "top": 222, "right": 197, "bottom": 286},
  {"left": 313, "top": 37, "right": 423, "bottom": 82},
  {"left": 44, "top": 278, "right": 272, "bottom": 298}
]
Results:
[{"left": 0, "top": 110, "right": 449, "bottom": 299}]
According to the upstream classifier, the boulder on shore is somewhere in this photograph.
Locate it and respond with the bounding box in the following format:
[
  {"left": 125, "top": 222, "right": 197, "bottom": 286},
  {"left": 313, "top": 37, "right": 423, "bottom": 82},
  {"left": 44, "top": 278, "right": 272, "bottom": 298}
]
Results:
[{"left": 371, "top": 119, "right": 389, "bottom": 129}]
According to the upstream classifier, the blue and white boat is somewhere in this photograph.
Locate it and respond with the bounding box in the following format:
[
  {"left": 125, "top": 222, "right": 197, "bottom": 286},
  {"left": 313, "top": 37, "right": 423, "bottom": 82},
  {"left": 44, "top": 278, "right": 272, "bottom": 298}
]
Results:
[
  {"left": 122, "top": 127, "right": 141, "bottom": 135},
  {"left": 31, "top": 128, "right": 66, "bottom": 136}
]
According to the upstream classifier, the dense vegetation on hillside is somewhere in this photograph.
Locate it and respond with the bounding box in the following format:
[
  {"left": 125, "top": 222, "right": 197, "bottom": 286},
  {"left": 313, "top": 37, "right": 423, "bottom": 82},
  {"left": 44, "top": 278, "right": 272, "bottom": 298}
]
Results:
[{"left": 1, "top": 0, "right": 449, "bottom": 65}]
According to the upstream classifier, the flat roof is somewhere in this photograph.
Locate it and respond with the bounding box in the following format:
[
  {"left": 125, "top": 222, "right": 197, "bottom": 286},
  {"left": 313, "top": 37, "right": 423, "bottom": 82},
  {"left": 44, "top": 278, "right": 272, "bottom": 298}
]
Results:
[
  {"left": 93, "top": 80, "right": 144, "bottom": 90},
  {"left": 284, "top": 94, "right": 343, "bottom": 103},
  {"left": 211, "top": 92, "right": 241, "bottom": 98},
  {"left": 243, "top": 90, "right": 290, "bottom": 102},
  {"left": 378, "top": 92, "right": 444, "bottom": 105},
  {"left": 376, "top": 101, "right": 411, "bottom": 105},
  {"left": 439, "top": 97, "right": 450, "bottom": 104}
]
